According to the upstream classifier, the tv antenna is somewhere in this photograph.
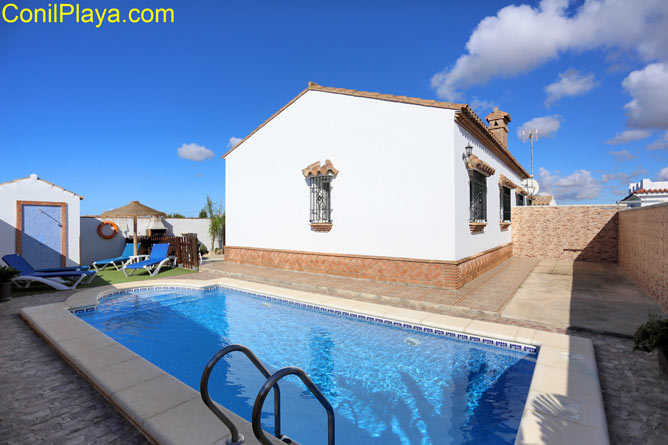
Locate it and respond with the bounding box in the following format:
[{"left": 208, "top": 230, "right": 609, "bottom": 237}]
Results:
[{"left": 522, "top": 129, "right": 538, "bottom": 179}]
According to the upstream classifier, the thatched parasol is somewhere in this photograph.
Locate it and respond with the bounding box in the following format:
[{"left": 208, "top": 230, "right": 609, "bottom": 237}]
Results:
[{"left": 100, "top": 201, "right": 166, "bottom": 256}]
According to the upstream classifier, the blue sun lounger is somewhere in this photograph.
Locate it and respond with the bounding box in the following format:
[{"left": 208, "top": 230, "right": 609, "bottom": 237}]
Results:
[
  {"left": 92, "top": 243, "right": 139, "bottom": 272},
  {"left": 2, "top": 254, "right": 97, "bottom": 291},
  {"left": 122, "top": 243, "right": 177, "bottom": 277}
]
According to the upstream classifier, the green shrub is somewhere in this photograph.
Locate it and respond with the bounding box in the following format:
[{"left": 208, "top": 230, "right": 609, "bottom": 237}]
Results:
[
  {"left": 0, "top": 266, "right": 20, "bottom": 282},
  {"left": 634, "top": 314, "right": 668, "bottom": 353}
]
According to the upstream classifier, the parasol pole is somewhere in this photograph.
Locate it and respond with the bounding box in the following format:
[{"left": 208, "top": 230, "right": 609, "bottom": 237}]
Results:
[{"left": 133, "top": 216, "right": 138, "bottom": 256}]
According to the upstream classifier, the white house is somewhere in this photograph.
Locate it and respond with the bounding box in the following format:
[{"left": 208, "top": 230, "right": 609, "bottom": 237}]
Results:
[
  {"left": 223, "top": 83, "right": 530, "bottom": 288},
  {"left": 0, "top": 174, "right": 82, "bottom": 268},
  {"left": 620, "top": 178, "right": 668, "bottom": 207}
]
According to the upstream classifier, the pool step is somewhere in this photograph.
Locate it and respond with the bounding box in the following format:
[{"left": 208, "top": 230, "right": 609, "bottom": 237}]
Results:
[{"left": 279, "top": 434, "right": 300, "bottom": 444}]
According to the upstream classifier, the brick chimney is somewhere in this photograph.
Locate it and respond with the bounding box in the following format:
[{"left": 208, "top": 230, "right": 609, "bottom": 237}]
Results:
[{"left": 485, "top": 108, "right": 511, "bottom": 149}]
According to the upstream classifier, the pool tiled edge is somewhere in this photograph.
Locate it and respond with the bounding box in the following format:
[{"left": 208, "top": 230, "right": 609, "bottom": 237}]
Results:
[{"left": 20, "top": 278, "right": 610, "bottom": 445}]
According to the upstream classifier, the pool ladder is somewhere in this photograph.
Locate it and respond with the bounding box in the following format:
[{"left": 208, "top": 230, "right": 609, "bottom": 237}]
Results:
[{"left": 200, "top": 344, "right": 335, "bottom": 445}]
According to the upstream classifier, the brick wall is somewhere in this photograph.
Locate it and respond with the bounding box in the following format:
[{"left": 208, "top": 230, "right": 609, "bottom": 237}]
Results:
[
  {"left": 225, "top": 243, "right": 512, "bottom": 289},
  {"left": 512, "top": 206, "right": 620, "bottom": 262},
  {"left": 619, "top": 203, "right": 668, "bottom": 312}
]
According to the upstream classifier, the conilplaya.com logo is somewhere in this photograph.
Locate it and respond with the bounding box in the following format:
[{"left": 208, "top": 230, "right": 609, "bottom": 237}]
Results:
[{"left": 2, "top": 2, "right": 174, "bottom": 27}]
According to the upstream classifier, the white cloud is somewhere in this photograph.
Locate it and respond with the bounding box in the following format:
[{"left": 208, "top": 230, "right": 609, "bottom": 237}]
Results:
[
  {"left": 648, "top": 131, "right": 668, "bottom": 150},
  {"left": 600, "top": 172, "right": 628, "bottom": 184},
  {"left": 469, "top": 97, "right": 496, "bottom": 114},
  {"left": 227, "top": 137, "right": 242, "bottom": 149},
  {"left": 539, "top": 167, "right": 601, "bottom": 201},
  {"left": 516, "top": 115, "right": 561, "bottom": 139},
  {"left": 544, "top": 69, "right": 597, "bottom": 107},
  {"left": 431, "top": 0, "right": 668, "bottom": 100},
  {"left": 177, "top": 143, "right": 214, "bottom": 161},
  {"left": 658, "top": 166, "right": 668, "bottom": 180},
  {"left": 623, "top": 63, "right": 668, "bottom": 129},
  {"left": 606, "top": 129, "right": 652, "bottom": 145},
  {"left": 608, "top": 149, "right": 635, "bottom": 162},
  {"left": 597, "top": 168, "right": 645, "bottom": 186}
]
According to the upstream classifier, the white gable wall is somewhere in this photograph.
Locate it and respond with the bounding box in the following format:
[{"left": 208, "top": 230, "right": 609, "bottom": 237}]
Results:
[
  {"left": 0, "top": 176, "right": 81, "bottom": 266},
  {"left": 226, "top": 90, "right": 458, "bottom": 261}
]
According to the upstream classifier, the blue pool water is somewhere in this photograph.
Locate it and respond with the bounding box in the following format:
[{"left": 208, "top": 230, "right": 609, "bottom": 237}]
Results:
[{"left": 77, "top": 287, "right": 536, "bottom": 444}]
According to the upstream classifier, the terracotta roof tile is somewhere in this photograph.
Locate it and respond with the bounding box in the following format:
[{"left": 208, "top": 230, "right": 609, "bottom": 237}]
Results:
[
  {"left": 531, "top": 195, "right": 554, "bottom": 206},
  {"left": 633, "top": 188, "right": 668, "bottom": 194},
  {"left": 302, "top": 160, "right": 339, "bottom": 178},
  {"left": 467, "top": 154, "right": 495, "bottom": 176},
  {"left": 620, "top": 188, "right": 668, "bottom": 202}
]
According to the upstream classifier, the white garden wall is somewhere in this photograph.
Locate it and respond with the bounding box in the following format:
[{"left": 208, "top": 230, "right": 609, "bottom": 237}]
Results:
[{"left": 80, "top": 217, "right": 212, "bottom": 265}]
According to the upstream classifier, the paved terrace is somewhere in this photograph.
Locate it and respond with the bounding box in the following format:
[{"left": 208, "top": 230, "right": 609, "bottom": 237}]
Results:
[
  {"left": 202, "top": 257, "right": 664, "bottom": 336},
  {"left": 1, "top": 262, "right": 667, "bottom": 444}
]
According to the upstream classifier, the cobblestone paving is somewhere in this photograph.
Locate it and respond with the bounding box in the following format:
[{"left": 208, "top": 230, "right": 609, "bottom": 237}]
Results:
[
  {"left": 2, "top": 267, "right": 667, "bottom": 444},
  {"left": 0, "top": 272, "right": 218, "bottom": 445},
  {"left": 571, "top": 329, "right": 668, "bottom": 445},
  {"left": 0, "top": 291, "right": 149, "bottom": 445}
]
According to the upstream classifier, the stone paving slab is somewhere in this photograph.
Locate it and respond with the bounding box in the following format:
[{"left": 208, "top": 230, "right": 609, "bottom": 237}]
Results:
[
  {"left": 503, "top": 260, "right": 664, "bottom": 336},
  {"left": 202, "top": 257, "right": 539, "bottom": 313}
]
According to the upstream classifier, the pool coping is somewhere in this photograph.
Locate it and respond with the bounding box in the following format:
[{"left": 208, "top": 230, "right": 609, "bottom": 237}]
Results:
[{"left": 20, "top": 277, "right": 610, "bottom": 445}]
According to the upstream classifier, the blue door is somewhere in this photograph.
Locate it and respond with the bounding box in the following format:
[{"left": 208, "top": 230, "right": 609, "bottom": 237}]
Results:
[{"left": 21, "top": 204, "right": 65, "bottom": 269}]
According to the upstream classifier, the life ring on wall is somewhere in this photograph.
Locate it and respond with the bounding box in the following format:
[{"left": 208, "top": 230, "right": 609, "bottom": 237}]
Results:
[{"left": 97, "top": 221, "right": 119, "bottom": 239}]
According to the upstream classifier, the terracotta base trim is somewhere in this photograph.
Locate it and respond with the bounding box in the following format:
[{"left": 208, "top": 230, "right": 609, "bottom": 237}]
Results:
[
  {"left": 225, "top": 243, "right": 513, "bottom": 289},
  {"left": 310, "top": 222, "right": 333, "bottom": 232},
  {"left": 470, "top": 222, "right": 487, "bottom": 233}
]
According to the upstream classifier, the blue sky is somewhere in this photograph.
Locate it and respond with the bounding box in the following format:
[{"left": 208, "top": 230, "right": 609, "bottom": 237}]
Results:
[{"left": 2, "top": 0, "right": 667, "bottom": 214}]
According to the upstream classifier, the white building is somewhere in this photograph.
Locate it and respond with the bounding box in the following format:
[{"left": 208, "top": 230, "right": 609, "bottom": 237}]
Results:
[
  {"left": 223, "top": 83, "right": 530, "bottom": 288},
  {"left": 0, "top": 174, "right": 82, "bottom": 268},
  {"left": 620, "top": 178, "right": 668, "bottom": 208}
]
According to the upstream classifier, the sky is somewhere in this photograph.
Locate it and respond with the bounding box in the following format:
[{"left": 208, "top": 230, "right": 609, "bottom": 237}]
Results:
[{"left": 2, "top": 0, "right": 668, "bottom": 214}]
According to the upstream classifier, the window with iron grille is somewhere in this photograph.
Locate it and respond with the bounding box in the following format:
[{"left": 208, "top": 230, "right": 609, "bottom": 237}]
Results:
[
  {"left": 500, "top": 186, "right": 512, "bottom": 221},
  {"left": 309, "top": 175, "right": 332, "bottom": 223},
  {"left": 516, "top": 193, "right": 525, "bottom": 206},
  {"left": 469, "top": 171, "right": 487, "bottom": 222}
]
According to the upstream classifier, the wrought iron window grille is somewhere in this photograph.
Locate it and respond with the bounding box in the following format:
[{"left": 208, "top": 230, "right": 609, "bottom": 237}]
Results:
[
  {"left": 469, "top": 170, "right": 487, "bottom": 222},
  {"left": 501, "top": 186, "right": 512, "bottom": 222},
  {"left": 309, "top": 175, "right": 333, "bottom": 224}
]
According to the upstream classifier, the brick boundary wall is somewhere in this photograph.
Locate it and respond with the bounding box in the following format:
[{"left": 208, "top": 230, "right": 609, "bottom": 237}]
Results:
[
  {"left": 225, "top": 243, "right": 512, "bottom": 289},
  {"left": 618, "top": 202, "right": 668, "bottom": 312},
  {"left": 512, "top": 205, "right": 620, "bottom": 262}
]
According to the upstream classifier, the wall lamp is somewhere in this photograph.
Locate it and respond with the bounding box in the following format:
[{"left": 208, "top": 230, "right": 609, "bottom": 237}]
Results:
[{"left": 463, "top": 143, "right": 473, "bottom": 160}]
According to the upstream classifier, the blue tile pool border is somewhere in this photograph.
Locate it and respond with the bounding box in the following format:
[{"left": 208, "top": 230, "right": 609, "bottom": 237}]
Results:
[{"left": 71, "top": 284, "right": 538, "bottom": 355}]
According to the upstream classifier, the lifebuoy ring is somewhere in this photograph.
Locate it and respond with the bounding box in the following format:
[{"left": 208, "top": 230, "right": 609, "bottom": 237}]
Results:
[{"left": 97, "top": 221, "right": 119, "bottom": 239}]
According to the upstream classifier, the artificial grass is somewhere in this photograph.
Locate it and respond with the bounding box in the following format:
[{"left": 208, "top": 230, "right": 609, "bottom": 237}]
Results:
[{"left": 9, "top": 267, "right": 197, "bottom": 298}]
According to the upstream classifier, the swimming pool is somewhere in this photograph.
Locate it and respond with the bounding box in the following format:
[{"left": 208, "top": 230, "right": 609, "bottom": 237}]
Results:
[{"left": 77, "top": 286, "right": 537, "bottom": 445}]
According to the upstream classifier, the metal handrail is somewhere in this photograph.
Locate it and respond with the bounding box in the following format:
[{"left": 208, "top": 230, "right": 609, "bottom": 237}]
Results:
[
  {"left": 200, "top": 345, "right": 282, "bottom": 445},
  {"left": 252, "top": 366, "right": 335, "bottom": 445}
]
